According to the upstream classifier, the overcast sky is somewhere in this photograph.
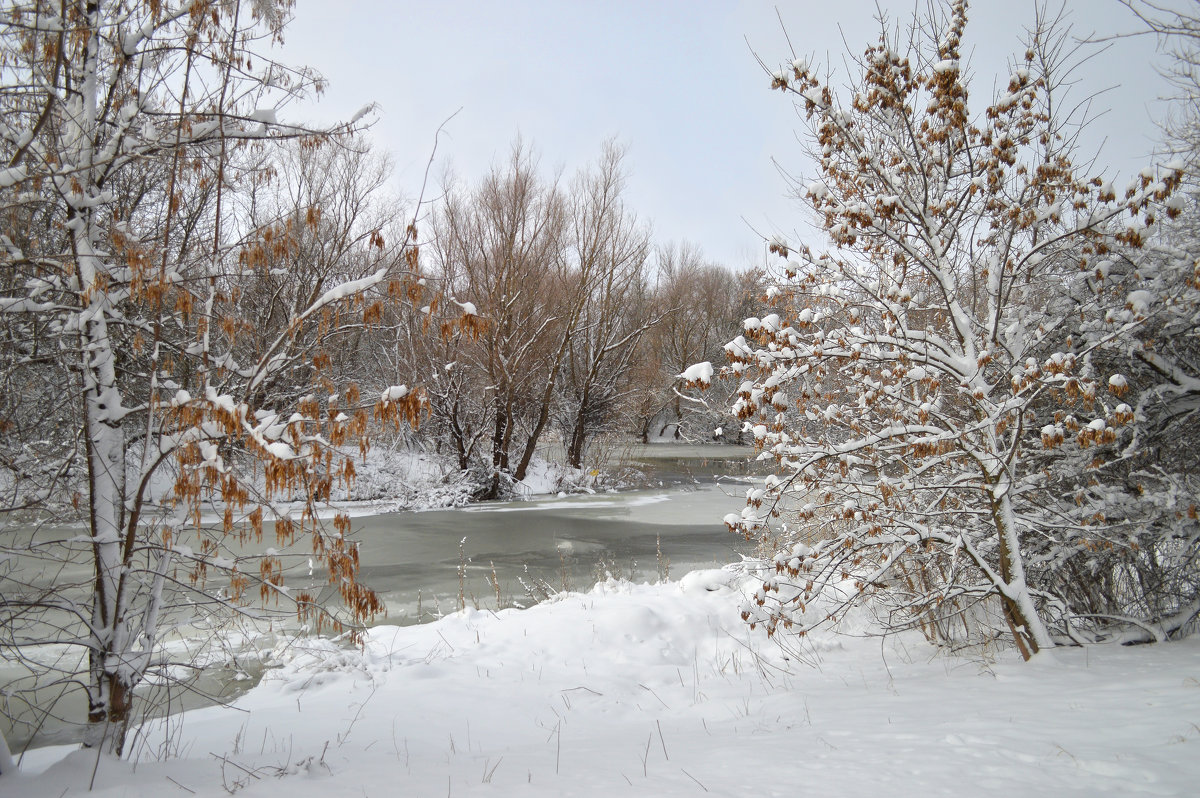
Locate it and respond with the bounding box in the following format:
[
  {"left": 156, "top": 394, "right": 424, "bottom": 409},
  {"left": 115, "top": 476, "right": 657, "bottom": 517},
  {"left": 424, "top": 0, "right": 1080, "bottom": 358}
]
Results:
[{"left": 278, "top": 1, "right": 1175, "bottom": 270}]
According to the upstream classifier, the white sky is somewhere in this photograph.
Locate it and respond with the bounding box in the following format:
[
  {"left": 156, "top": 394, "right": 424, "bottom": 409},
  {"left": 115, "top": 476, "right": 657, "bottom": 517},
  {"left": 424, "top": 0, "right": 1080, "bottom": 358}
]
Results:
[{"left": 278, "top": 1, "right": 1175, "bottom": 269}]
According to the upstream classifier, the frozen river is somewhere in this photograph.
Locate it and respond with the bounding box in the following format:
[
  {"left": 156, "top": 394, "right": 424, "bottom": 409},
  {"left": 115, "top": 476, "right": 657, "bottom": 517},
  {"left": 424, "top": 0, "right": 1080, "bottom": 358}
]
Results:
[
  {"left": 1, "top": 444, "right": 759, "bottom": 752},
  {"left": 352, "top": 444, "right": 757, "bottom": 623},
  {"left": 362, "top": 479, "right": 752, "bottom": 623}
]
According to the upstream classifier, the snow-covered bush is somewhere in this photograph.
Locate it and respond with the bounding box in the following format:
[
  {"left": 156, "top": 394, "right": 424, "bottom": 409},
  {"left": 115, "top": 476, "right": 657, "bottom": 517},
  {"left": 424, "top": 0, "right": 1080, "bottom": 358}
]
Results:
[
  {"left": 1020, "top": 222, "right": 1200, "bottom": 644},
  {"left": 0, "top": 0, "right": 436, "bottom": 755},
  {"left": 719, "top": 1, "right": 1190, "bottom": 658}
]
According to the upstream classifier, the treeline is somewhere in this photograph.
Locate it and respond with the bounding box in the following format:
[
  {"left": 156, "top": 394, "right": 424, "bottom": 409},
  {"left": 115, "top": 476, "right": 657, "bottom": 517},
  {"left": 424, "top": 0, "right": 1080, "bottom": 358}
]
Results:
[{"left": 326, "top": 141, "right": 760, "bottom": 497}]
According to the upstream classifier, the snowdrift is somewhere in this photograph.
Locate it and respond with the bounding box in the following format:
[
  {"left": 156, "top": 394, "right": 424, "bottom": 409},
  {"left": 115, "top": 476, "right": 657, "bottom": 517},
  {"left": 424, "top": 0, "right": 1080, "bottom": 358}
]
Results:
[{"left": 5, "top": 568, "right": 1199, "bottom": 797}]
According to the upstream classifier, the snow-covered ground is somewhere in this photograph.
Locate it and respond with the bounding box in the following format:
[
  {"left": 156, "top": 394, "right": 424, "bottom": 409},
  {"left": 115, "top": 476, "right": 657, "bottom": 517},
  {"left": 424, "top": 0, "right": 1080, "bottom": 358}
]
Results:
[
  {"left": 329, "top": 446, "right": 634, "bottom": 509},
  {"left": 5, "top": 568, "right": 1198, "bottom": 797}
]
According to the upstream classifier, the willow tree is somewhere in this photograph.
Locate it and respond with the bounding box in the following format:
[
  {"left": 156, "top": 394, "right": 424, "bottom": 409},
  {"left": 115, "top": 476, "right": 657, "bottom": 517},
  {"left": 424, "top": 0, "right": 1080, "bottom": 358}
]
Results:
[
  {"left": 0, "top": 0, "right": 427, "bottom": 755},
  {"left": 716, "top": 1, "right": 1180, "bottom": 657},
  {"left": 556, "top": 142, "right": 657, "bottom": 468}
]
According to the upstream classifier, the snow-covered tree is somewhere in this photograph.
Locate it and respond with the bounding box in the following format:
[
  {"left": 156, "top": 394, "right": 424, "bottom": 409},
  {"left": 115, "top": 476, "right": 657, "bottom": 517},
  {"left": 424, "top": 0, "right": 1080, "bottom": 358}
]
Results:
[
  {"left": 717, "top": 1, "right": 1183, "bottom": 657},
  {"left": 636, "top": 244, "right": 759, "bottom": 444},
  {"left": 0, "top": 0, "right": 426, "bottom": 754},
  {"left": 556, "top": 142, "right": 658, "bottom": 468},
  {"left": 1035, "top": 218, "right": 1200, "bottom": 644},
  {"left": 1023, "top": 0, "right": 1200, "bottom": 643},
  {"left": 423, "top": 142, "right": 568, "bottom": 497}
]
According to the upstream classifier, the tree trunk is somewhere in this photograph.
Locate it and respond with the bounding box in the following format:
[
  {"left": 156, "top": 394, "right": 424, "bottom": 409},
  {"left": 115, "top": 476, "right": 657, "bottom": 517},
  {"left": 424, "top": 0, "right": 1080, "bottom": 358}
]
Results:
[
  {"left": 988, "top": 474, "right": 1054, "bottom": 658},
  {"left": 513, "top": 407, "right": 548, "bottom": 482},
  {"left": 77, "top": 212, "right": 134, "bottom": 757},
  {"left": 482, "top": 398, "right": 510, "bottom": 500},
  {"left": 513, "top": 381, "right": 553, "bottom": 482},
  {"left": 450, "top": 397, "right": 470, "bottom": 470},
  {"left": 490, "top": 397, "right": 509, "bottom": 472},
  {"left": 567, "top": 406, "right": 588, "bottom": 469},
  {"left": 86, "top": 666, "right": 133, "bottom": 756},
  {"left": 515, "top": 317, "right": 578, "bottom": 482}
]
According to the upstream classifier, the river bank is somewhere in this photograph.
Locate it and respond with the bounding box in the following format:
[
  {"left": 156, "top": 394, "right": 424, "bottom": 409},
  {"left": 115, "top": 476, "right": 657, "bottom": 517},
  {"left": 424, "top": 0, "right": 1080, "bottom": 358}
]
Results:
[
  {"left": 8, "top": 570, "right": 1199, "bottom": 798},
  {"left": 327, "top": 440, "right": 760, "bottom": 510},
  {"left": 1, "top": 443, "right": 761, "bottom": 754}
]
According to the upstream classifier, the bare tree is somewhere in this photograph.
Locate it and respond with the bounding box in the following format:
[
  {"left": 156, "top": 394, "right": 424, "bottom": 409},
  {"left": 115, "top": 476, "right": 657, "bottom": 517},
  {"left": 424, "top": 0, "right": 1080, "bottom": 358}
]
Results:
[
  {"left": 0, "top": 0, "right": 428, "bottom": 755},
  {"left": 1118, "top": 0, "right": 1200, "bottom": 176},
  {"left": 556, "top": 142, "right": 658, "bottom": 467},
  {"left": 428, "top": 142, "right": 569, "bottom": 496},
  {"left": 639, "top": 244, "right": 758, "bottom": 443}
]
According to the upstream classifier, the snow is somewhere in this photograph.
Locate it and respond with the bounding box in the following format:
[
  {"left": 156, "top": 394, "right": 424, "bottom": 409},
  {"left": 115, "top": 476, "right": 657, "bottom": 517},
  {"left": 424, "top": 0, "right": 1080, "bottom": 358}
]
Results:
[
  {"left": 0, "top": 296, "right": 54, "bottom": 313},
  {"left": 349, "top": 104, "right": 375, "bottom": 125},
  {"left": 0, "top": 165, "right": 27, "bottom": 189},
  {"left": 679, "top": 361, "right": 713, "bottom": 386},
  {"left": 249, "top": 108, "right": 278, "bottom": 125},
  {"left": 380, "top": 384, "right": 408, "bottom": 403},
  {"left": 204, "top": 386, "right": 236, "bottom": 415},
  {"left": 342, "top": 448, "right": 613, "bottom": 509},
  {"left": 464, "top": 491, "right": 669, "bottom": 515},
  {"left": 6, "top": 571, "right": 1200, "bottom": 797},
  {"left": 265, "top": 441, "right": 294, "bottom": 460},
  {"left": 1126, "top": 289, "right": 1154, "bottom": 316}
]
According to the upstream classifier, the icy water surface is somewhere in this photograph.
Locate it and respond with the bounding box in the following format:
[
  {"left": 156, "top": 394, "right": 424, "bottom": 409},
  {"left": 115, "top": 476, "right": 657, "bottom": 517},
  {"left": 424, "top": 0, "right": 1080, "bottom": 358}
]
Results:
[
  {"left": 348, "top": 443, "right": 757, "bottom": 622},
  {"left": 360, "top": 481, "right": 752, "bottom": 623},
  {"left": 2, "top": 445, "right": 759, "bottom": 751}
]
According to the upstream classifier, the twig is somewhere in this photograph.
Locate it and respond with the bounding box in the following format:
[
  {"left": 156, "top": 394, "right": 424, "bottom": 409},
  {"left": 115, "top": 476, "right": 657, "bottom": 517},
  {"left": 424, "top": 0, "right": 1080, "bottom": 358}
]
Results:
[
  {"left": 481, "top": 756, "right": 503, "bottom": 783},
  {"left": 682, "top": 768, "right": 709, "bottom": 792},
  {"left": 639, "top": 683, "right": 670, "bottom": 709},
  {"left": 489, "top": 560, "right": 501, "bottom": 606},
  {"left": 167, "top": 775, "right": 196, "bottom": 794},
  {"left": 338, "top": 684, "right": 377, "bottom": 746},
  {"left": 458, "top": 537, "right": 468, "bottom": 612},
  {"left": 209, "top": 753, "right": 262, "bottom": 779},
  {"left": 561, "top": 685, "right": 603, "bottom": 696}
]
